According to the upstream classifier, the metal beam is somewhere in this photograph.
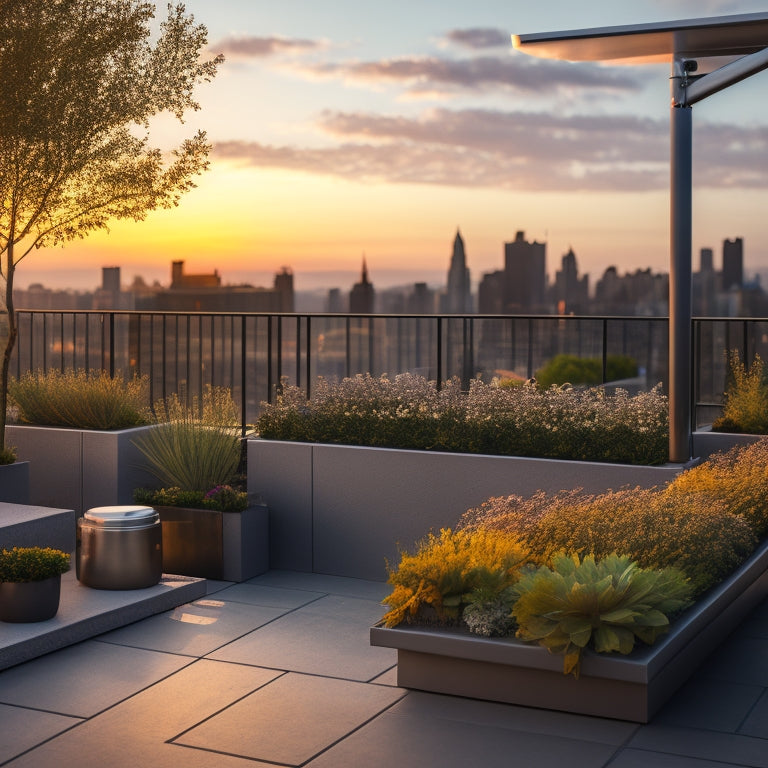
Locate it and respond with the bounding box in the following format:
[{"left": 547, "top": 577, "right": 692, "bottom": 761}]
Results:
[{"left": 683, "top": 46, "right": 768, "bottom": 105}]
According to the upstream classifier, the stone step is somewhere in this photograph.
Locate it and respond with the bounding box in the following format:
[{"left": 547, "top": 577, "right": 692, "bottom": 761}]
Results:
[
  {"left": 0, "top": 503, "right": 76, "bottom": 554},
  {"left": 0, "top": 569, "right": 207, "bottom": 670}
]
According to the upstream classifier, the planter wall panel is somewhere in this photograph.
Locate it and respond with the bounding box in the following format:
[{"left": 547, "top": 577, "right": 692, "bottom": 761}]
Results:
[
  {"left": 248, "top": 441, "right": 313, "bottom": 572},
  {"left": 692, "top": 430, "right": 764, "bottom": 460},
  {"left": 250, "top": 440, "right": 682, "bottom": 581},
  {"left": 7, "top": 425, "right": 157, "bottom": 515},
  {"left": 0, "top": 462, "right": 31, "bottom": 505}
]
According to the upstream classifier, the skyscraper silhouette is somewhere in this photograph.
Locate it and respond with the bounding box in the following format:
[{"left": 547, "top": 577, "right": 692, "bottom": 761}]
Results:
[
  {"left": 349, "top": 257, "right": 375, "bottom": 313},
  {"left": 443, "top": 229, "right": 472, "bottom": 313}
]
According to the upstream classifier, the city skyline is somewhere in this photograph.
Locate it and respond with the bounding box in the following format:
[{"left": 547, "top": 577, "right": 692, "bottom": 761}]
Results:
[{"left": 18, "top": 0, "right": 768, "bottom": 292}]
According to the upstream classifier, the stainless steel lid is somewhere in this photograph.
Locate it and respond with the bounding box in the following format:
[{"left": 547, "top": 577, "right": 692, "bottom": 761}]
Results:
[{"left": 82, "top": 505, "right": 159, "bottom": 529}]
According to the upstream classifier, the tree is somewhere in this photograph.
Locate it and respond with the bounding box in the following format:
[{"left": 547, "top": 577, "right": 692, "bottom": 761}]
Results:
[{"left": 0, "top": 1, "right": 222, "bottom": 460}]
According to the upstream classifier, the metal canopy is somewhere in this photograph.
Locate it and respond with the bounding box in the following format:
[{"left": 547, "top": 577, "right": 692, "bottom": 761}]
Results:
[
  {"left": 512, "top": 13, "right": 768, "bottom": 63},
  {"left": 512, "top": 14, "right": 768, "bottom": 463}
]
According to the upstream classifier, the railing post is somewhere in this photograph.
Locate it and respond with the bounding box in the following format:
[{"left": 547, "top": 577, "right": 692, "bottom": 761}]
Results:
[
  {"left": 601, "top": 317, "right": 608, "bottom": 384},
  {"left": 436, "top": 316, "right": 443, "bottom": 387},
  {"left": 240, "top": 314, "right": 247, "bottom": 435}
]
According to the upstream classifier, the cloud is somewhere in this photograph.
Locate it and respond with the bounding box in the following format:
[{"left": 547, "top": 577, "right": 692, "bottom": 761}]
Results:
[
  {"left": 305, "top": 54, "right": 643, "bottom": 97},
  {"left": 445, "top": 28, "right": 511, "bottom": 50},
  {"left": 213, "top": 109, "right": 768, "bottom": 193},
  {"left": 210, "top": 35, "right": 321, "bottom": 59}
]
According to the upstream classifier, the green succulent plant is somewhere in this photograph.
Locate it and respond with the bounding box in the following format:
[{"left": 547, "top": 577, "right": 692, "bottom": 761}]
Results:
[
  {"left": 512, "top": 553, "right": 693, "bottom": 678},
  {"left": 0, "top": 547, "right": 71, "bottom": 583}
]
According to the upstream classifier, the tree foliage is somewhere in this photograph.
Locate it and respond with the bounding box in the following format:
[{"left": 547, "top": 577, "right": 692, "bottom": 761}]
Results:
[{"left": 0, "top": 1, "right": 222, "bottom": 454}]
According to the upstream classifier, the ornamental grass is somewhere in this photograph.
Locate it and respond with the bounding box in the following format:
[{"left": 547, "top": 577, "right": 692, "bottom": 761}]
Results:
[
  {"left": 257, "top": 373, "right": 669, "bottom": 465},
  {"left": 9, "top": 369, "right": 151, "bottom": 429},
  {"left": 132, "top": 385, "right": 241, "bottom": 491},
  {"left": 712, "top": 351, "right": 768, "bottom": 434}
]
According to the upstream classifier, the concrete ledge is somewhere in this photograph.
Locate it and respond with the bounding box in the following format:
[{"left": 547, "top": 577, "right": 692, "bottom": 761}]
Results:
[
  {"left": 0, "top": 569, "right": 207, "bottom": 671},
  {"left": 0, "top": 503, "right": 76, "bottom": 553},
  {"left": 370, "top": 538, "right": 768, "bottom": 722}
]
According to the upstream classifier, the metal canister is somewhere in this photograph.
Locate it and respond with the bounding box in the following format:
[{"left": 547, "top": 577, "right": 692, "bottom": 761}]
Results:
[{"left": 77, "top": 506, "right": 162, "bottom": 589}]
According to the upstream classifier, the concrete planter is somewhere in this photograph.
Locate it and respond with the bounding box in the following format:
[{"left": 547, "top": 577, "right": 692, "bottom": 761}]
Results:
[
  {"left": 370, "top": 537, "right": 768, "bottom": 723},
  {"left": 692, "top": 428, "right": 765, "bottom": 460},
  {"left": 248, "top": 440, "right": 682, "bottom": 581},
  {"left": 153, "top": 504, "right": 269, "bottom": 582},
  {"left": 0, "top": 461, "right": 31, "bottom": 505},
  {"left": 6, "top": 424, "right": 158, "bottom": 515}
]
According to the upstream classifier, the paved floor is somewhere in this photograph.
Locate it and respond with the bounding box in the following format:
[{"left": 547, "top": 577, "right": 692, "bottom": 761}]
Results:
[{"left": 0, "top": 571, "right": 767, "bottom": 768}]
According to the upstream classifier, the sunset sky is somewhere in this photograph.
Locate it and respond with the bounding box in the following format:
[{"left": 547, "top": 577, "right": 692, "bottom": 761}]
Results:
[{"left": 24, "top": 0, "right": 768, "bottom": 293}]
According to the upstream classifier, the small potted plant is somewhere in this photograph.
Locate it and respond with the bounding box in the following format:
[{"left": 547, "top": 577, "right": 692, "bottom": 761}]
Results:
[{"left": 0, "top": 547, "right": 71, "bottom": 622}]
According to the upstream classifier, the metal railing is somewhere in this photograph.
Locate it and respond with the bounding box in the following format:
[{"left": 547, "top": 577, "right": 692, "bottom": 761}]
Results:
[{"left": 10, "top": 310, "right": 768, "bottom": 431}]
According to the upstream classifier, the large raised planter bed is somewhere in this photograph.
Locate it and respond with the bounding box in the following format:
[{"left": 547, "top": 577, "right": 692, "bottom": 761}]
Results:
[
  {"left": 370, "top": 538, "right": 768, "bottom": 723},
  {"left": 153, "top": 504, "right": 269, "bottom": 582},
  {"left": 6, "top": 424, "right": 158, "bottom": 515},
  {"left": 248, "top": 439, "right": 683, "bottom": 581}
]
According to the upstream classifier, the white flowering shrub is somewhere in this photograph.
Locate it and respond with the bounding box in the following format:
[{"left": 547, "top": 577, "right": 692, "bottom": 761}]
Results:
[{"left": 257, "top": 373, "right": 669, "bottom": 465}]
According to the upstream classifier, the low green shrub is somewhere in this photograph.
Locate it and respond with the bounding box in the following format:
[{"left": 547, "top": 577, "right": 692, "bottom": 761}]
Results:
[
  {"left": 534, "top": 354, "right": 638, "bottom": 389},
  {"left": 132, "top": 385, "right": 242, "bottom": 491},
  {"left": 0, "top": 547, "right": 71, "bottom": 582},
  {"left": 459, "top": 487, "right": 755, "bottom": 596},
  {"left": 712, "top": 351, "right": 768, "bottom": 434},
  {"left": 9, "top": 369, "right": 151, "bottom": 429},
  {"left": 382, "top": 528, "right": 529, "bottom": 628},
  {"left": 133, "top": 484, "right": 248, "bottom": 513},
  {"left": 257, "top": 373, "right": 669, "bottom": 465},
  {"left": 513, "top": 553, "right": 693, "bottom": 677},
  {"left": 0, "top": 446, "right": 16, "bottom": 465},
  {"left": 665, "top": 439, "right": 768, "bottom": 539}
]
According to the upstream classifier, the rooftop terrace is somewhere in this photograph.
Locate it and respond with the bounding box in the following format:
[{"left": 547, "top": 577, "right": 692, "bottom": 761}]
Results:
[{"left": 1, "top": 570, "right": 767, "bottom": 767}]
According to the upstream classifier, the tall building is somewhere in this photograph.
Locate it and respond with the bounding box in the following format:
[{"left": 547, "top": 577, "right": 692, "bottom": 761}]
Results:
[
  {"left": 694, "top": 247, "right": 716, "bottom": 315},
  {"left": 722, "top": 237, "right": 743, "bottom": 291},
  {"left": 349, "top": 257, "right": 375, "bottom": 314},
  {"left": 273, "top": 267, "right": 294, "bottom": 312},
  {"left": 503, "top": 231, "right": 547, "bottom": 313},
  {"left": 553, "top": 247, "right": 589, "bottom": 314},
  {"left": 442, "top": 229, "right": 472, "bottom": 313}
]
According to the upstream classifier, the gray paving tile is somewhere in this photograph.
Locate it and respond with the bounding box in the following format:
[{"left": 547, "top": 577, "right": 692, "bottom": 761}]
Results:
[
  {"left": 213, "top": 582, "right": 325, "bottom": 609},
  {"left": 305, "top": 692, "right": 619, "bottom": 768},
  {"left": 654, "top": 676, "right": 764, "bottom": 732},
  {"left": 0, "top": 704, "right": 82, "bottom": 764},
  {"left": 3, "top": 660, "right": 281, "bottom": 768},
  {"left": 740, "top": 598, "right": 768, "bottom": 638},
  {"left": 0, "top": 640, "right": 192, "bottom": 718},
  {"left": 370, "top": 665, "right": 398, "bottom": 686},
  {"left": 175, "top": 672, "right": 403, "bottom": 766},
  {"left": 95, "top": 597, "right": 287, "bottom": 656},
  {"left": 629, "top": 723, "right": 768, "bottom": 767},
  {"left": 393, "top": 691, "right": 638, "bottom": 745},
  {"left": 609, "top": 748, "right": 755, "bottom": 767},
  {"left": 207, "top": 594, "right": 397, "bottom": 680},
  {"left": 741, "top": 689, "right": 768, "bottom": 739},
  {"left": 249, "top": 570, "right": 390, "bottom": 601},
  {"left": 703, "top": 635, "right": 768, "bottom": 686}
]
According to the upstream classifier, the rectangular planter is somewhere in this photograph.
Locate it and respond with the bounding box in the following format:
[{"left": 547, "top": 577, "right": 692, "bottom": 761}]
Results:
[
  {"left": 154, "top": 504, "right": 269, "bottom": 582},
  {"left": 248, "top": 439, "right": 683, "bottom": 581},
  {"left": 0, "top": 461, "right": 31, "bottom": 505},
  {"left": 6, "top": 424, "right": 158, "bottom": 515},
  {"left": 370, "top": 538, "right": 768, "bottom": 723}
]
